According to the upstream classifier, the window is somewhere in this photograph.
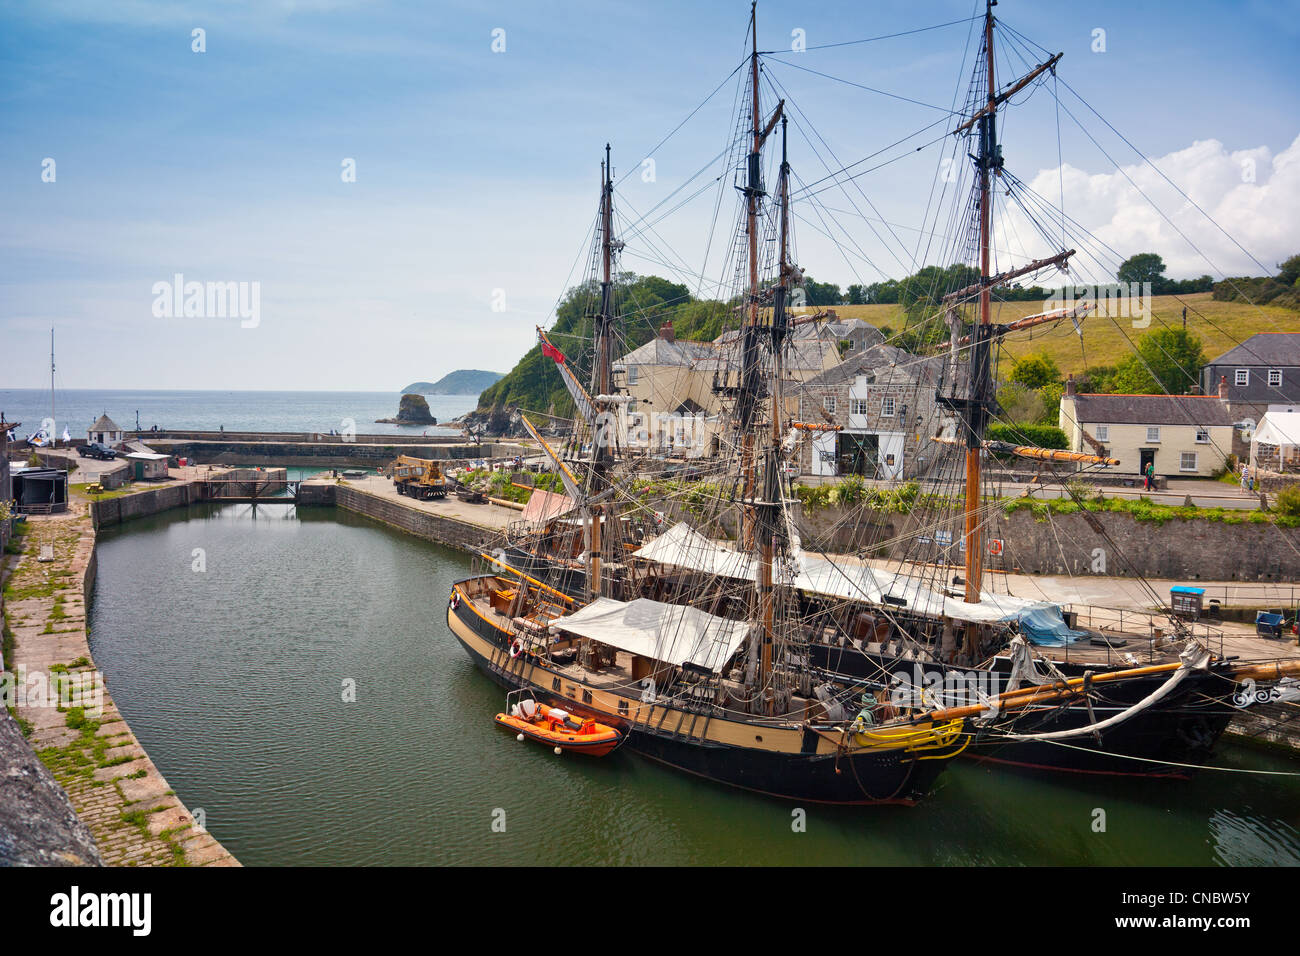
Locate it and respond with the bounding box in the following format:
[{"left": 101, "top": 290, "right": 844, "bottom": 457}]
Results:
[
  {"left": 1180, "top": 452, "right": 1198, "bottom": 472},
  {"left": 1195, "top": 428, "right": 1210, "bottom": 443},
  {"left": 850, "top": 398, "right": 868, "bottom": 416},
  {"left": 1095, "top": 425, "right": 1109, "bottom": 441},
  {"left": 1270, "top": 369, "right": 1283, "bottom": 387},
  {"left": 1235, "top": 369, "right": 1248, "bottom": 387},
  {"left": 824, "top": 396, "right": 836, "bottom": 415},
  {"left": 1147, "top": 426, "right": 1160, "bottom": 443},
  {"left": 626, "top": 366, "right": 639, "bottom": 385},
  {"left": 627, "top": 400, "right": 638, "bottom": 414},
  {"left": 881, "top": 396, "right": 896, "bottom": 417}
]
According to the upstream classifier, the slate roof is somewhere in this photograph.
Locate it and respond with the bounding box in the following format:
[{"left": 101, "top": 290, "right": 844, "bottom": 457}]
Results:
[
  {"left": 618, "top": 337, "right": 719, "bottom": 366},
  {"left": 796, "top": 344, "right": 940, "bottom": 389},
  {"left": 90, "top": 414, "right": 121, "bottom": 433},
  {"left": 1069, "top": 393, "right": 1238, "bottom": 426},
  {"left": 1207, "top": 333, "right": 1300, "bottom": 368}
]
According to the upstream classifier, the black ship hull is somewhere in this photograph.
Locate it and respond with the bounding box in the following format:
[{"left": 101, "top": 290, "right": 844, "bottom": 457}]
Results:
[
  {"left": 806, "top": 643, "right": 1239, "bottom": 777},
  {"left": 448, "top": 577, "right": 954, "bottom": 805}
]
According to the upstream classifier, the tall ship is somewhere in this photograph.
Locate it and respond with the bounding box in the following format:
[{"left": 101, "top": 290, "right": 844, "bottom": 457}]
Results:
[{"left": 447, "top": 2, "right": 1300, "bottom": 799}]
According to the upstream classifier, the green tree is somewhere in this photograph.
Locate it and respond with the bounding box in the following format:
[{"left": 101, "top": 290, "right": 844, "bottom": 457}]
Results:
[
  {"left": 1008, "top": 352, "right": 1062, "bottom": 390},
  {"left": 800, "top": 277, "right": 843, "bottom": 306},
  {"left": 1117, "top": 253, "right": 1168, "bottom": 291},
  {"left": 1037, "top": 381, "right": 1064, "bottom": 425},
  {"left": 1277, "top": 253, "right": 1300, "bottom": 288},
  {"left": 1078, "top": 364, "right": 1119, "bottom": 393},
  {"left": 995, "top": 382, "right": 1044, "bottom": 425},
  {"left": 1111, "top": 327, "right": 1206, "bottom": 394}
]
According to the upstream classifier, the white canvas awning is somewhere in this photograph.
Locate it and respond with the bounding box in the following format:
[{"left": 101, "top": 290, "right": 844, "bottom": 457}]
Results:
[
  {"left": 549, "top": 596, "right": 749, "bottom": 672},
  {"left": 633, "top": 523, "right": 1076, "bottom": 639},
  {"left": 632, "top": 521, "right": 756, "bottom": 581},
  {"left": 1253, "top": 411, "right": 1300, "bottom": 452}
]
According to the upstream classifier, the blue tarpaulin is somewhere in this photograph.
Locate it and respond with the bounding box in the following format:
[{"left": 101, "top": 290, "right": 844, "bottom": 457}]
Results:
[{"left": 1015, "top": 605, "right": 1086, "bottom": 647}]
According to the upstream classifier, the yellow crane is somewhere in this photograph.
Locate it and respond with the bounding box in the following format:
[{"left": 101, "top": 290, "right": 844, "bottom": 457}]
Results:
[{"left": 387, "top": 455, "right": 448, "bottom": 500}]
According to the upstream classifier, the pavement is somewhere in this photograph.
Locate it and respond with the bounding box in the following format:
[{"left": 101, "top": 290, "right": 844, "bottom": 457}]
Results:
[
  {"left": 321, "top": 473, "right": 519, "bottom": 530},
  {"left": 32, "top": 448, "right": 127, "bottom": 484}
]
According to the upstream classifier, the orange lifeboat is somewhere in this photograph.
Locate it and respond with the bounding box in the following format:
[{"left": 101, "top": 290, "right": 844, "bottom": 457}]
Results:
[{"left": 495, "top": 700, "right": 622, "bottom": 757}]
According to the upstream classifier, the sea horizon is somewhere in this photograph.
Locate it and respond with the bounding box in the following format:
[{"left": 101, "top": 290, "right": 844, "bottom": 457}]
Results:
[{"left": 0, "top": 387, "right": 480, "bottom": 438}]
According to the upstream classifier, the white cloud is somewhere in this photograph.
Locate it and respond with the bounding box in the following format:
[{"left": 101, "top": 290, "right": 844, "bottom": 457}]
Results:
[{"left": 1022, "top": 134, "right": 1300, "bottom": 282}]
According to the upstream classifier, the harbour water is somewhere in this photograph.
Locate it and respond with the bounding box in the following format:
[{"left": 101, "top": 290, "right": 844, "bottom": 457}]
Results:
[
  {"left": 0, "top": 388, "right": 478, "bottom": 439},
  {"left": 86, "top": 502, "right": 1300, "bottom": 866}
]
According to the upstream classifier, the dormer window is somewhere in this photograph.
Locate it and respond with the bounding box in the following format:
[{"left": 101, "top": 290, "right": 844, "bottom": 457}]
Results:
[
  {"left": 1235, "top": 369, "right": 1248, "bottom": 387},
  {"left": 1269, "top": 369, "right": 1282, "bottom": 387}
]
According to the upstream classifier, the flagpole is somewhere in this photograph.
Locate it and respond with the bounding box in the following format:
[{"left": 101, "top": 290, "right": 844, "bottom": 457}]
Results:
[{"left": 50, "top": 327, "right": 56, "bottom": 446}]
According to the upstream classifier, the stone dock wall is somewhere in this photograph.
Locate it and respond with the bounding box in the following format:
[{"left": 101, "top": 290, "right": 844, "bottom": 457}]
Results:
[
  {"left": 796, "top": 504, "right": 1300, "bottom": 584},
  {"left": 331, "top": 485, "right": 499, "bottom": 555},
  {"left": 1, "top": 509, "right": 238, "bottom": 866},
  {"left": 1224, "top": 700, "right": 1300, "bottom": 753}
]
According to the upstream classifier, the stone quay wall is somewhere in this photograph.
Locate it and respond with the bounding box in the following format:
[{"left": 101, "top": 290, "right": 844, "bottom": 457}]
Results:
[
  {"left": 793, "top": 503, "right": 1300, "bottom": 583},
  {"left": 330, "top": 485, "right": 498, "bottom": 555}
]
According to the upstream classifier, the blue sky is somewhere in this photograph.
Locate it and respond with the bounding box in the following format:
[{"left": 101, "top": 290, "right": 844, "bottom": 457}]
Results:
[{"left": 2, "top": 0, "right": 1298, "bottom": 390}]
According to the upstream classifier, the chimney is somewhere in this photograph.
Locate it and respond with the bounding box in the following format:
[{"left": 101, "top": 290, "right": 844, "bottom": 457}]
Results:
[
  {"left": 1065, "top": 373, "right": 1076, "bottom": 397},
  {"left": 659, "top": 320, "right": 675, "bottom": 343},
  {"left": 1218, "top": 375, "right": 1229, "bottom": 402}
]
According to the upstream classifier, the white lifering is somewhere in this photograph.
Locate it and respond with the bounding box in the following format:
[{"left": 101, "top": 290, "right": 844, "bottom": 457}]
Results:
[
  {"left": 449, "top": 591, "right": 461, "bottom": 610},
  {"left": 509, "top": 640, "right": 524, "bottom": 659}
]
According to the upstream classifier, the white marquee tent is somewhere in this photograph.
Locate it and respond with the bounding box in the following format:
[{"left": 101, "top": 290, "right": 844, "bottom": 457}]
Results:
[{"left": 1250, "top": 411, "right": 1300, "bottom": 469}]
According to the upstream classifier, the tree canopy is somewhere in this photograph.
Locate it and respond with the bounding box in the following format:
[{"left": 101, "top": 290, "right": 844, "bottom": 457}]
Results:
[{"left": 1111, "top": 327, "right": 1205, "bottom": 395}]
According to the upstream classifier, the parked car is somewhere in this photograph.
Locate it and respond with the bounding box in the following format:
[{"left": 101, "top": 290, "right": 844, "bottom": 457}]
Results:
[{"left": 78, "top": 442, "right": 117, "bottom": 460}]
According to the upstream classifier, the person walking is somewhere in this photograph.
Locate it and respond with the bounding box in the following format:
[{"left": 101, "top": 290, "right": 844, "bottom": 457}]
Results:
[{"left": 1144, "top": 460, "right": 1155, "bottom": 491}]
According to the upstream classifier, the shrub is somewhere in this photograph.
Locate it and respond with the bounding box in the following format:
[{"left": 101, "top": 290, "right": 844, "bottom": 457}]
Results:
[
  {"left": 986, "top": 423, "right": 1068, "bottom": 449},
  {"left": 1275, "top": 484, "right": 1300, "bottom": 518}
]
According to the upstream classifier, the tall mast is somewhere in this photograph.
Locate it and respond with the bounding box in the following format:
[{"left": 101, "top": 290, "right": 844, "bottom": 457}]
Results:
[
  {"left": 589, "top": 145, "right": 616, "bottom": 598},
  {"left": 962, "top": 0, "right": 998, "bottom": 610},
  {"left": 50, "top": 327, "right": 56, "bottom": 443},
  {"left": 735, "top": 3, "right": 789, "bottom": 714},
  {"left": 597, "top": 143, "right": 615, "bottom": 400},
  {"left": 738, "top": 0, "right": 763, "bottom": 534},
  {"left": 773, "top": 115, "right": 790, "bottom": 445}
]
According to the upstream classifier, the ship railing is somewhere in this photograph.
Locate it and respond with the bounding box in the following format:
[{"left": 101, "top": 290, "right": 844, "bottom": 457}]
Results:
[{"left": 1059, "top": 603, "right": 1225, "bottom": 665}]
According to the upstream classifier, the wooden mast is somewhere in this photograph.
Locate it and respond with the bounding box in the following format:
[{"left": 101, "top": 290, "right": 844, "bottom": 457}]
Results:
[
  {"left": 590, "top": 144, "right": 616, "bottom": 599},
  {"left": 962, "top": 1, "right": 998, "bottom": 611},
  {"left": 747, "top": 3, "right": 774, "bottom": 710}
]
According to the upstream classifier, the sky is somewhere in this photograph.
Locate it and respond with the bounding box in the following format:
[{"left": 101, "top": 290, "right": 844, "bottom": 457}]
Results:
[{"left": 2, "top": 0, "right": 1298, "bottom": 391}]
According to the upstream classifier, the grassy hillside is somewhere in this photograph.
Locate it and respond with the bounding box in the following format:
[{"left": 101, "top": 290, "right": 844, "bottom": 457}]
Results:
[
  {"left": 477, "top": 275, "right": 733, "bottom": 415},
  {"left": 480, "top": 283, "right": 1300, "bottom": 418},
  {"left": 818, "top": 293, "right": 1300, "bottom": 376}
]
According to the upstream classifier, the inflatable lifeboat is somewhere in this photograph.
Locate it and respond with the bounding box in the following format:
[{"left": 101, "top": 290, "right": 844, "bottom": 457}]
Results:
[{"left": 495, "top": 699, "right": 622, "bottom": 757}]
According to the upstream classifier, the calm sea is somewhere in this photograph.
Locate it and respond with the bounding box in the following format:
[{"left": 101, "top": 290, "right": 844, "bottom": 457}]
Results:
[{"left": 0, "top": 389, "right": 478, "bottom": 440}]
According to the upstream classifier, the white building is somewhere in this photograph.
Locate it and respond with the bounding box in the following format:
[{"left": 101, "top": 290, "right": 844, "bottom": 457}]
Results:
[{"left": 88, "top": 414, "right": 125, "bottom": 446}]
